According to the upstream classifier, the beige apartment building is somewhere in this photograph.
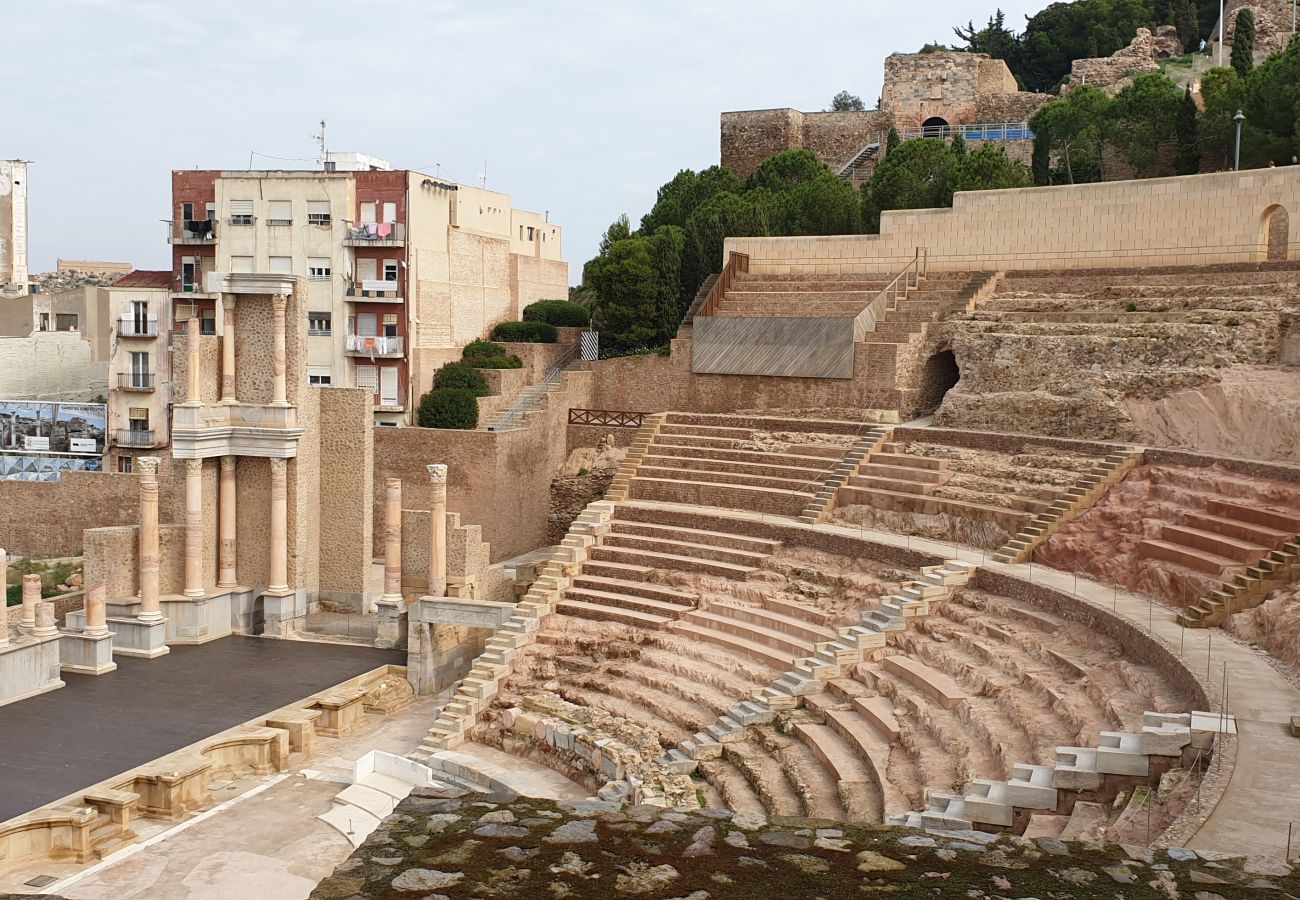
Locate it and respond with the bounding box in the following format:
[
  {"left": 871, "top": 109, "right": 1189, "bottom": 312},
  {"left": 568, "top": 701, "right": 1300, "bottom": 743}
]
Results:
[
  {"left": 170, "top": 156, "right": 567, "bottom": 425},
  {"left": 103, "top": 271, "right": 172, "bottom": 471}
]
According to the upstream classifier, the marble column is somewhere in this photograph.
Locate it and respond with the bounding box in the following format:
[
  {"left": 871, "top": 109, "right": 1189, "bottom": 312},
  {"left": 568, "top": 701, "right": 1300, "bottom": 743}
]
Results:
[
  {"left": 428, "top": 464, "right": 448, "bottom": 596},
  {"left": 220, "top": 295, "right": 237, "bottom": 404},
  {"left": 183, "top": 458, "right": 205, "bottom": 599},
  {"left": 0, "top": 547, "right": 7, "bottom": 645},
  {"left": 20, "top": 573, "right": 40, "bottom": 630},
  {"left": 268, "top": 458, "right": 289, "bottom": 593},
  {"left": 139, "top": 456, "right": 165, "bottom": 619},
  {"left": 32, "top": 600, "right": 57, "bottom": 638},
  {"left": 382, "top": 478, "right": 403, "bottom": 602},
  {"left": 85, "top": 583, "right": 110, "bottom": 638},
  {"left": 186, "top": 314, "right": 202, "bottom": 405},
  {"left": 218, "top": 456, "right": 237, "bottom": 588},
  {"left": 271, "top": 294, "right": 288, "bottom": 406}
]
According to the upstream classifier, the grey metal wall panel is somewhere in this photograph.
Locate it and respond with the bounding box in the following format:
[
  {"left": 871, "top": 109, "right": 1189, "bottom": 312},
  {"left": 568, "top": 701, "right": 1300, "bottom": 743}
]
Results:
[{"left": 691, "top": 317, "right": 855, "bottom": 378}]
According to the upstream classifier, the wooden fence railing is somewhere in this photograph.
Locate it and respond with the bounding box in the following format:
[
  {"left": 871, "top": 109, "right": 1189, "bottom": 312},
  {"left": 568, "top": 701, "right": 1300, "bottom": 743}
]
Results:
[{"left": 568, "top": 409, "right": 647, "bottom": 428}]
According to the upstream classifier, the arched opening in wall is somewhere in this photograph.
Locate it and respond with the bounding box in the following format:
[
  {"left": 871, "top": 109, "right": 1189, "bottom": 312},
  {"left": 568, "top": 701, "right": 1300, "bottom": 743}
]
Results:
[
  {"left": 916, "top": 349, "right": 960, "bottom": 416},
  {"left": 1261, "top": 204, "right": 1290, "bottom": 262},
  {"left": 921, "top": 117, "right": 950, "bottom": 139}
]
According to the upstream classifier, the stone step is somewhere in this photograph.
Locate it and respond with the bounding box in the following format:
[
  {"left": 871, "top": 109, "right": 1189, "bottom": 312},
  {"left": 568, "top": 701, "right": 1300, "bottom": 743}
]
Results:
[
  {"left": 667, "top": 620, "right": 797, "bottom": 672},
  {"left": 835, "top": 485, "right": 1030, "bottom": 533},
  {"left": 792, "top": 722, "right": 874, "bottom": 787},
  {"left": 647, "top": 442, "right": 849, "bottom": 469},
  {"left": 650, "top": 433, "right": 846, "bottom": 457},
  {"left": 852, "top": 695, "right": 901, "bottom": 742},
  {"left": 869, "top": 452, "right": 947, "bottom": 471},
  {"left": 602, "top": 532, "right": 771, "bottom": 567},
  {"left": 580, "top": 559, "right": 653, "bottom": 581},
  {"left": 628, "top": 476, "right": 811, "bottom": 517},
  {"left": 557, "top": 598, "right": 673, "bottom": 629},
  {"left": 704, "top": 602, "right": 838, "bottom": 644},
  {"left": 636, "top": 463, "right": 820, "bottom": 493},
  {"left": 570, "top": 574, "right": 697, "bottom": 605},
  {"left": 1160, "top": 524, "right": 1268, "bottom": 563},
  {"left": 680, "top": 608, "right": 818, "bottom": 661},
  {"left": 641, "top": 452, "right": 828, "bottom": 482},
  {"left": 590, "top": 543, "right": 761, "bottom": 578},
  {"left": 1136, "top": 539, "right": 1242, "bottom": 576},
  {"left": 1206, "top": 499, "right": 1300, "bottom": 533},
  {"left": 849, "top": 474, "right": 936, "bottom": 495},
  {"left": 1181, "top": 512, "right": 1294, "bottom": 548},
  {"left": 564, "top": 587, "right": 693, "bottom": 618},
  {"left": 881, "top": 655, "right": 968, "bottom": 710}
]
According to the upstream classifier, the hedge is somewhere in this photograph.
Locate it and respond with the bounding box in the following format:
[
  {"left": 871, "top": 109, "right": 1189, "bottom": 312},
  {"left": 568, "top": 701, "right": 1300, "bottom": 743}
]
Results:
[
  {"left": 5, "top": 583, "right": 19, "bottom": 607},
  {"left": 417, "top": 388, "right": 479, "bottom": 429},
  {"left": 433, "top": 361, "right": 489, "bottom": 397},
  {"left": 469, "top": 354, "right": 523, "bottom": 369},
  {"left": 522, "top": 300, "right": 590, "bottom": 327},
  {"left": 491, "top": 321, "right": 557, "bottom": 343},
  {"left": 463, "top": 340, "right": 506, "bottom": 361}
]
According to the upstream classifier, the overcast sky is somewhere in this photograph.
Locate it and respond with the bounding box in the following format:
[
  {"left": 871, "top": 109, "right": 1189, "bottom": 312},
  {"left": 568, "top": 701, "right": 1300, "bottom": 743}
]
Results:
[{"left": 12, "top": 0, "right": 1041, "bottom": 282}]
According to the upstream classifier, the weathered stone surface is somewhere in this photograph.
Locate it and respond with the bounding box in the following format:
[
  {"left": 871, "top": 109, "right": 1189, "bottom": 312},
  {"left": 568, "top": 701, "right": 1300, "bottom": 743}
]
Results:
[
  {"left": 390, "top": 868, "right": 463, "bottom": 891},
  {"left": 856, "top": 850, "right": 906, "bottom": 873},
  {"left": 546, "top": 819, "right": 599, "bottom": 844}
]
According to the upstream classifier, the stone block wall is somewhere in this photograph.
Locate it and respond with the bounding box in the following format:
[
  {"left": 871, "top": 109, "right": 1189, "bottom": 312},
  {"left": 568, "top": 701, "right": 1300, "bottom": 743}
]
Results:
[
  {"left": 720, "top": 108, "right": 805, "bottom": 180},
  {"left": 82, "top": 523, "right": 186, "bottom": 600},
  {"left": 509, "top": 255, "right": 569, "bottom": 314},
  {"left": 317, "top": 387, "right": 372, "bottom": 601}
]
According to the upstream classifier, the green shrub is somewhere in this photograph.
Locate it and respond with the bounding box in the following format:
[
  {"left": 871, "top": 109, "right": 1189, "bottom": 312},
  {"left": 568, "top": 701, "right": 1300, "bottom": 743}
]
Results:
[
  {"left": 491, "top": 321, "right": 557, "bottom": 343},
  {"left": 522, "top": 300, "right": 591, "bottom": 327},
  {"left": 432, "top": 361, "right": 489, "bottom": 397},
  {"left": 468, "top": 354, "right": 523, "bottom": 369},
  {"left": 417, "top": 388, "right": 479, "bottom": 429},
  {"left": 6, "top": 583, "right": 19, "bottom": 607},
  {"left": 462, "top": 340, "right": 506, "bottom": 360}
]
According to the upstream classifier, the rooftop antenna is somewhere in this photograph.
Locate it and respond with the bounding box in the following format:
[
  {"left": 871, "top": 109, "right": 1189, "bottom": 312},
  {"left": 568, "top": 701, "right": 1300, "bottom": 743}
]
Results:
[
  {"left": 481, "top": 160, "right": 488, "bottom": 189},
  {"left": 312, "top": 119, "right": 327, "bottom": 168}
]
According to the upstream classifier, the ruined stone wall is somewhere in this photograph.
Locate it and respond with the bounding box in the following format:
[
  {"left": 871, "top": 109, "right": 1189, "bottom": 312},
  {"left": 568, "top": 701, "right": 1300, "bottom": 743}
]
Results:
[
  {"left": 726, "top": 168, "right": 1300, "bottom": 273},
  {"left": 799, "top": 111, "right": 893, "bottom": 171},
  {"left": 1062, "top": 27, "right": 1184, "bottom": 95},
  {"left": 317, "top": 387, "right": 374, "bottom": 602},
  {"left": 720, "top": 108, "right": 804, "bottom": 180},
  {"left": 882, "top": 52, "right": 1018, "bottom": 129},
  {"left": 1222, "top": 0, "right": 1295, "bottom": 53}
]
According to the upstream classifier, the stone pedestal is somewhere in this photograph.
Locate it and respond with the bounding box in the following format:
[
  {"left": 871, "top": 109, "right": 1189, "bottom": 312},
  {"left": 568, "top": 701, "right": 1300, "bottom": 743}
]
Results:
[
  {"left": 0, "top": 632, "right": 65, "bottom": 706},
  {"left": 60, "top": 629, "right": 117, "bottom": 676},
  {"left": 374, "top": 598, "right": 408, "bottom": 650},
  {"left": 428, "top": 464, "right": 448, "bottom": 596},
  {"left": 20, "top": 573, "right": 40, "bottom": 631}
]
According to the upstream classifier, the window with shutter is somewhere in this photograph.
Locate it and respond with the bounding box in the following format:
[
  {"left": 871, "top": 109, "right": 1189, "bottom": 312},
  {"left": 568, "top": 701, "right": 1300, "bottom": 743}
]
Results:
[
  {"left": 231, "top": 256, "right": 254, "bottom": 274},
  {"left": 268, "top": 256, "right": 293, "bottom": 274},
  {"left": 307, "top": 200, "right": 332, "bottom": 225},
  {"left": 229, "top": 200, "right": 254, "bottom": 225},
  {"left": 308, "top": 312, "right": 332, "bottom": 335},
  {"left": 355, "top": 365, "right": 379, "bottom": 393},
  {"left": 382, "top": 313, "right": 399, "bottom": 337},
  {"left": 308, "top": 257, "right": 331, "bottom": 281},
  {"left": 361, "top": 202, "right": 377, "bottom": 224},
  {"left": 382, "top": 202, "right": 397, "bottom": 224},
  {"left": 268, "top": 200, "right": 292, "bottom": 226}
]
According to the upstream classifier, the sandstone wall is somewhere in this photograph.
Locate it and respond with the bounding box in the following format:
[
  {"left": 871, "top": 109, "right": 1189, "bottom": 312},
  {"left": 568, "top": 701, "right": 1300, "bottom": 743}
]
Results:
[
  {"left": 317, "top": 387, "right": 373, "bottom": 601},
  {"left": 726, "top": 169, "right": 1300, "bottom": 273},
  {"left": 720, "top": 108, "right": 804, "bottom": 180},
  {"left": 509, "top": 255, "right": 570, "bottom": 313}
]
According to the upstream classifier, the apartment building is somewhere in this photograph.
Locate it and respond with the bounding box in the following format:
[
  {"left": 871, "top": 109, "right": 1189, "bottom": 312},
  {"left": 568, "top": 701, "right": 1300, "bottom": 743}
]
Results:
[
  {"left": 168, "top": 156, "right": 567, "bottom": 425},
  {"left": 104, "top": 270, "right": 172, "bottom": 471}
]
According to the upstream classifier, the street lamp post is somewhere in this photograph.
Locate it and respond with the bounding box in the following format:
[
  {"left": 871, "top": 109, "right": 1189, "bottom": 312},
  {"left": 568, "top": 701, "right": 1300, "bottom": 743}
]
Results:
[{"left": 1234, "top": 110, "right": 1245, "bottom": 171}]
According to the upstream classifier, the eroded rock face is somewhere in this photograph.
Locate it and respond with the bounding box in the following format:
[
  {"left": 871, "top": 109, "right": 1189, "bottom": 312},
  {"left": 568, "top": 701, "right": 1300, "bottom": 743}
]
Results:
[{"left": 1224, "top": 585, "right": 1300, "bottom": 677}]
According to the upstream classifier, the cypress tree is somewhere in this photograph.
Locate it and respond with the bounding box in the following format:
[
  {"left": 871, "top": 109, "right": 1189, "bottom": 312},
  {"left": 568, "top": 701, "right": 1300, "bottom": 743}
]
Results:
[
  {"left": 1031, "top": 128, "right": 1052, "bottom": 185},
  {"left": 886, "top": 127, "right": 901, "bottom": 155},
  {"left": 1231, "top": 8, "right": 1255, "bottom": 77},
  {"left": 1174, "top": 86, "right": 1201, "bottom": 174}
]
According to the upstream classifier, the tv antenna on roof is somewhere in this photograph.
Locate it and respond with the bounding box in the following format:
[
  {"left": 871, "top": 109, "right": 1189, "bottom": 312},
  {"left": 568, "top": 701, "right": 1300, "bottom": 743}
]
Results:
[{"left": 312, "top": 119, "right": 327, "bottom": 167}]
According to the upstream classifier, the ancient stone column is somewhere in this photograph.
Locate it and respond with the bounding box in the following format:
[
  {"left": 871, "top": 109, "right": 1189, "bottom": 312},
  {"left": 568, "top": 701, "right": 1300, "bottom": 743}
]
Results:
[
  {"left": 85, "top": 582, "right": 110, "bottom": 638},
  {"left": 220, "top": 295, "right": 237, "bottom": 404},
  {"left": 382, "top": 478, "right": 403, "bottom": 602},
  {"left": 271, "top": 294, "right": 288, "bottom": 406},
  {"left": 0, "top": 547, "right": 7, "bottom": 645},
  {"left": 20, "top": 573, "right": 40, "bottom": 630},
  {"left": 268, "top": 458, "right": 289, "bottom": 593},
  {"left": 427, "top": 464, "right": 448, "bottom": 596},
  {"left": 218, "top": 456, "right": 237, "bottom": 588},
  {"left": 32, "top": 600, "right": 57, "bottom": 638},
  {"left": 186, "top": 314, "right": 202, "bottom": 405},
  {"left": 139, "top": 456, "right": 165, "bottom": 620},
  {"left": 183, "top": 457, "right": 205, "bottom": 599}
]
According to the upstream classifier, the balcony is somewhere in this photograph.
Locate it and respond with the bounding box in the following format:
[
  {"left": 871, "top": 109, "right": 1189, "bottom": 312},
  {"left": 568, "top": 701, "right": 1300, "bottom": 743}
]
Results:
[
  {"left": 343, "top": 222, "right": 406, "bottom": 247},
  {"left": 346, "top": 280, "right": 403, "bottom": 303},
  {"left": 346, "top": 334, "right": 404, "bottom": 357},
  {"left": 116, "top": 428, "right": 158, "bottom": 448},
  {"left": 169, "top": 219, "right": 218, "bottom": 244},
  {"left": 117, "top": 372, "right": 156, "bottom": 391},
  {"left": 118, "top": 315, "right": 159, "bottom": 338}
]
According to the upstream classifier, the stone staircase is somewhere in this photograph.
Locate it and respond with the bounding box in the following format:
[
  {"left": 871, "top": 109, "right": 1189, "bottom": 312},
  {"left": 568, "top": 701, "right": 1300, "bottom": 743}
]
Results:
[
  {"left": 605, "top": 413, "right": 666, "bottom": 502},
  {"left": 798, "top": 426, "right": 893, "bottom": 524},
  {"left": 890, "top": 711, "right": 1233, "bottom": 832},
  {"left": 1177, "top": 504, "right": 1300, "bottom": 628},
  {"left": 993, "top": 448, "right": 1144, "bottom": 564}
]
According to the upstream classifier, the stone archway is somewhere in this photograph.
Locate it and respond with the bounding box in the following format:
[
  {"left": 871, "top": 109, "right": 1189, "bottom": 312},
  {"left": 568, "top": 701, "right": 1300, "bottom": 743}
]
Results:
[
  {"left": 915, "top": 349, "right": 961, "bottom": 415},
  {"left": 1262, "top": 204, "right": 1290, "bottom": 262},
  {"left": 921, "top": 116, "right": 950, "bottom": 139}
]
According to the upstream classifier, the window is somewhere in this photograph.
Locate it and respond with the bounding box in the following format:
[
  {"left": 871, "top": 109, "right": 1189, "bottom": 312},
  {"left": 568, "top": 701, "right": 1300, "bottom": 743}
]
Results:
[
  {"left": 308, "top": 311, "right": 332, "bottom": 336},
  {"left": 356, "top": 312, "right": 378, "bottom": 336},
  {"left": 268, "top": 256, "right": 293, "bottom": 274},
  {"left": 182, "top": 256, "right": 202, "bottom": 288},
  {"left": 527, "top": 226, "right": 535, "bottom": 240},
  {"left": 268, "top": 200, "right": 292, "bottom": 226},
  {"left": 355, "top": 364, "right": 379, "bottom": 394},
  {"left": 56, "top": 313, "right": 78, "bottom": 331},
  {"left": 200, "top": 318, "right": 217, "bottom": 336},
  {"left": 128, "top": 407, "right": 150, "bottom": 429},
  {"left": 182, "top": 202, "right": 194, "bottom": 221},
  {"left": 118, "top": 456, "right": 134, "bottom": 473},
  {"left": 308, "top": 365, "right": 333, "bottom": 386},
  {"left": 379, "top": 366, "right": 399, "bottom": 405},
  {"left": 383, "top": 260, "right": 398, "bottom": 281},
  {"left": 38, "top": 313, "right": 49, "bottom": 331},
  {"left": 382, "top": 201, "right": 397, "bottom": 224},
  {"left": 519, "top": 225, "right": 525, "bottom": 240},
  {"left": 308, "top": 258, "right": 331, "bottom": 281},
  {"left": 361, "top": 201, "right": 377, "bottom": 224},
  {"left": 307, "top": 200, "right": 331, "bottom": 225},
  {"left": 382, "top": 313, "right": 399, "bottom": 338},
  {"left": 130, "top": 351, "right": 150, "bottom": 377},
  {"left": 356, "top": 258, "right": 378, "bottom": 282},
  {"left": 229, "top": 200, "right": 254, "bottom": 225},
  {"left": 231, "top": 256, "right": 254, "bottom": 274}
]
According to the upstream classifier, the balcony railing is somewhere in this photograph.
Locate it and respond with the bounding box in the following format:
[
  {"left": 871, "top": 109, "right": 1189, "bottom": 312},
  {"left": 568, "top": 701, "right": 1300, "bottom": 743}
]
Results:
[
  {"left": 116, "top": 372, "right": 155, "bottom": 391},
  {"left": 170, "top": 219, "right": 218, "bottom": 243},
  {"left": 116, "top": 428, "right": 157, "bottom": 448},
  {"left": 343, "top": 222, "right": 406, "bottom": 245},
  {"left": 345, "top": 334, "right": 404, "bottom": 356},
  {"left": 346, "top": 280, "right": 403, "bottom": 302},
  {"left": 117, "top": 316, "right": 159, "bottom": 337}
]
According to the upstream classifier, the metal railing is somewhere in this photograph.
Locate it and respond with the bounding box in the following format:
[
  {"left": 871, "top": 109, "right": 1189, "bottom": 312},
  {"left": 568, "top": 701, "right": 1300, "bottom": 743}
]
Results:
[
  {"left": 852, "top": 247, "right": 928, "bottom": 340},
  {"left": 345, "top": 334, "right": 404, "bottom": 355},
  {"left": 346, "top": 280, "right": 403, "bottom": 300},
  {"left": 895, "top": 121, "right": 1033, "bottom": 142},
  {"left": 837, "top": 142, "right": 882, "bottom": 177},
  {"left": 116, "top": 372, "right": 155, "bottom": 391},
  {"left": 568, "top": 408, "right": 646, "bottom": 428},
  {"left": 696, "top": 251, "right": 750, "bottom": 320},
  {"left": 487, "top": 343, "right": 581, "bottom": 432},
  {"left": 344, "top": 222, "right": 406, "bottom": 243},
  {"left": 117, "top": 316, "right": 159, "bottom": 337},
  {"left": 115, "top": 428, "right": 157, "bottom": 448},
  {"left": 170, "top": 219, "right": 217, "bottom": 242}
]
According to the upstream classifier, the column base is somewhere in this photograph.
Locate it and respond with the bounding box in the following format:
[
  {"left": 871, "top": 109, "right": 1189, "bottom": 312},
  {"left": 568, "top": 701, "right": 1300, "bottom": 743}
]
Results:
[
  {"left": 138, "top": 611, "right": 166, "bottom": 624},
  {"left": 160, "top": 592, "right": 233, "bottom": 644},
  {"left": 0, "top": 634, "right": 65, "bottom": 706},
  {"left": 106, "top": 616, "right": 170, "bottom": 659},
  {"left": 182, "top": 589, "right": 205, "bottom": 600},
  {"left": 60, "top": 631, "right": 118, "bottom": 676}
]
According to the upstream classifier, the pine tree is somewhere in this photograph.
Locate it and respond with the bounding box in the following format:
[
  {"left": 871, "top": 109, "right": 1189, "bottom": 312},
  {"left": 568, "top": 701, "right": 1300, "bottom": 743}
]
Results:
[
  {"left": 951, "top": 131, "right": 967, "bottom": 156},
  {"left": 1174, "top": 86, "right": 1201, "bottom": 174},
  {"left": 1154, "top": 0, "right": 1173, "bottom": 25},
  {"left": 886, "top": 127, "right": 901, "bottom": 155},
  {"left": 1173, "top": 0, "right": 1200, "bottom": 53},
  {"left": 1231, "top": 8, "right": 1255, "bottom": 77},
  {"left": 1032, "top": 129, "right": 1052, "bottom": 185}
]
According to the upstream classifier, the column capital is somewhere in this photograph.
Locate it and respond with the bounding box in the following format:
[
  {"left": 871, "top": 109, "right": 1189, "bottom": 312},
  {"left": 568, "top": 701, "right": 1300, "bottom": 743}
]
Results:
[
  {"left": 386, "top": 476, "right": 402, "bottom": 492},
  {"left": 427, "top": 464, "right": 448, "bottom": 484},
  {"left": 270, "top": 457, "right": 288, "bottom": 476},
  {"left": 185, "top": 458, "right": 203, "bottom": 475},
  {"left": 222, "top": 294, "right": 237, "bottom": 311},
  {"left": 270, "top": 294, "right": 289, "bottom": 311},
  {"left": 138, "top": 456, "right": 160, "bottom": 477},
  {"left": 220, "top": 455, "right": 236, "bottom": 472}
]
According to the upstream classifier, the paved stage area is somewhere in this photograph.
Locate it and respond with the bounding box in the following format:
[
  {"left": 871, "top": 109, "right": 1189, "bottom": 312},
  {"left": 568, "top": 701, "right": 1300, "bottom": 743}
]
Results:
[{"left": 0, "top": 636, "right": 403, "bottom": 822}]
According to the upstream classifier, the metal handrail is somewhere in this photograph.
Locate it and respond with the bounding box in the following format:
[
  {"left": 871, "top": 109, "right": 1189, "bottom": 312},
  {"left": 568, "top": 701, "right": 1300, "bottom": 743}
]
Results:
[
  {"left": 837, "top": 139, "right": 883, "bottom": 177},
  {"left": 696, "top": 251, "right": 750, "bottom": 320},
  {"left": 852, "top": 247, "right": 928, "bottom": 340},
  {"left": 487, "top": 342, "right": 581, "bottom": 431}
]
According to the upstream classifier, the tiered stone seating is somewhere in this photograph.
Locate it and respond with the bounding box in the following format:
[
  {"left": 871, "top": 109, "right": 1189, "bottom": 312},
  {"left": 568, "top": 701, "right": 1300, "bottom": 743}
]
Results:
[{"left": 628, "top": 412, "right": 869, "bottom": 516}]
